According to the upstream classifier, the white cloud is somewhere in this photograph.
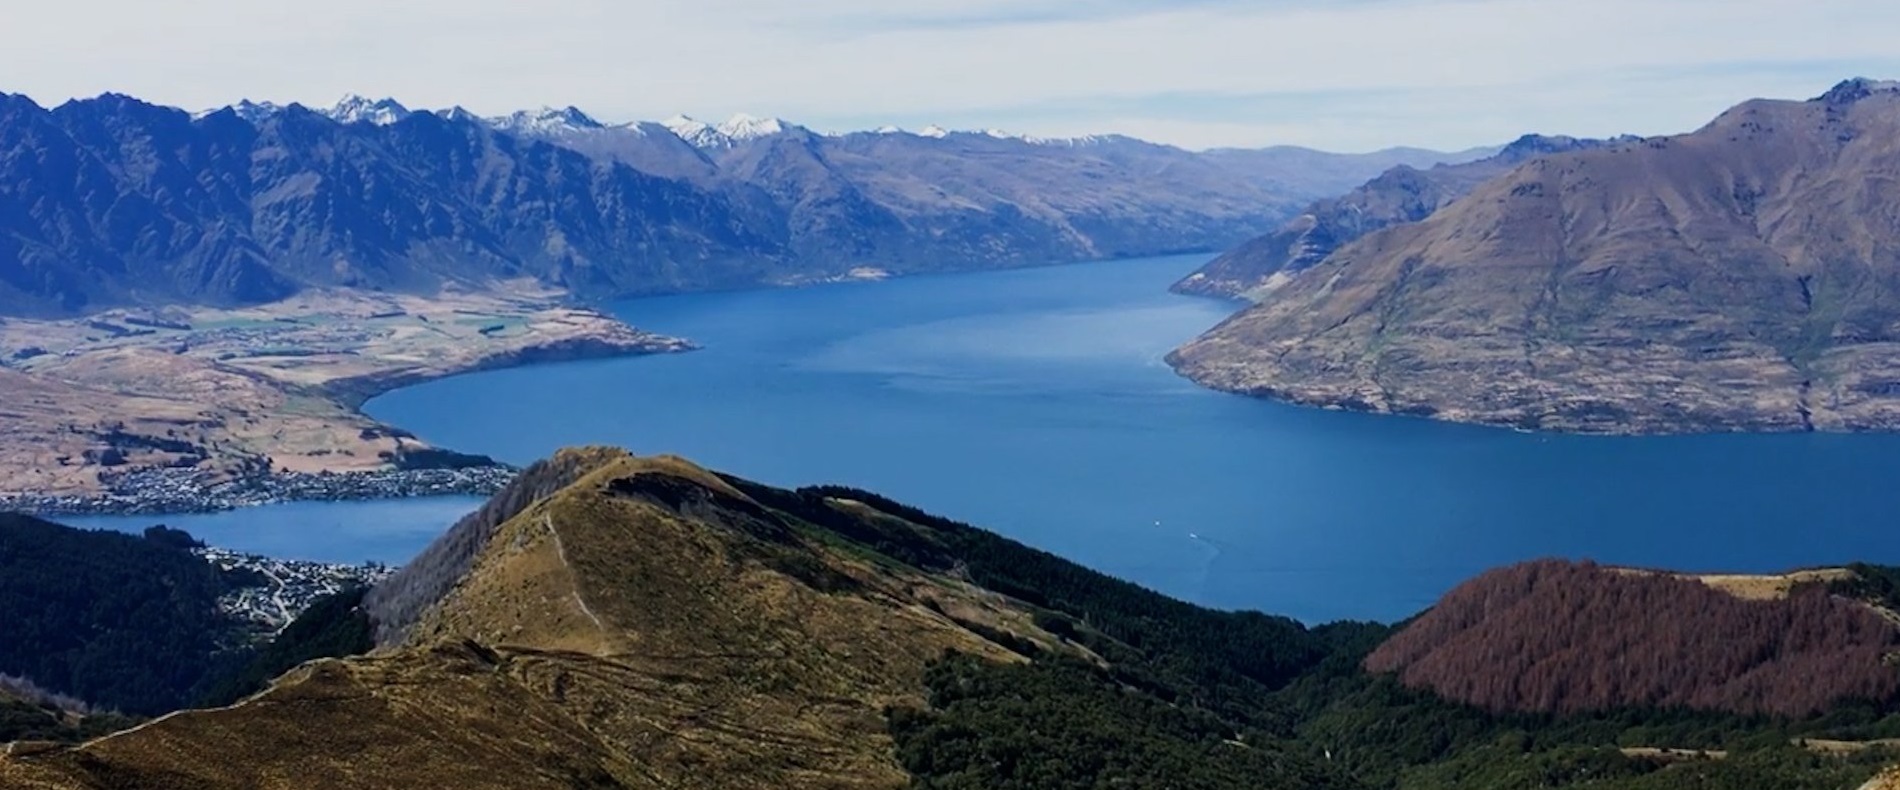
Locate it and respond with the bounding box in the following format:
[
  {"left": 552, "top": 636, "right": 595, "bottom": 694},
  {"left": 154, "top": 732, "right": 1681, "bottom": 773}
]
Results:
[{"left": 3, "top": 0, "right": 1897, "bottom": 150}]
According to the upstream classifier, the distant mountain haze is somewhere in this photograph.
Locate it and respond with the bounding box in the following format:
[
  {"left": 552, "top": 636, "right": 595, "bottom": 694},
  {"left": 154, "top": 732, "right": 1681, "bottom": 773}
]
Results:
[
  {"left": 1170, "top": 78, "right": 1900, "bottom": 434},
  {"left": 0, "top": 91, "right": 1488, "bottom": 317}
]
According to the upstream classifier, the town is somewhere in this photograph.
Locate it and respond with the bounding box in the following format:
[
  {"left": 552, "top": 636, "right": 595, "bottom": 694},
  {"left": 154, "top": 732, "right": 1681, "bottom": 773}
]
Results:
[
  {"left": 0, "top": 465, "right": 517, "bottom": 516},
  {"left": 196, "top": 545, "right": 396, "bottom": 634}
]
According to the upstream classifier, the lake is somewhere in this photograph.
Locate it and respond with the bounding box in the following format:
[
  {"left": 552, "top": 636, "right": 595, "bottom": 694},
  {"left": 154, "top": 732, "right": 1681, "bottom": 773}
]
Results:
[
  {"left": 61, "top": 495, "right": 487, "bottom": 567},
  {"left": 73, "top": 254, "right": 1900, "bottom": 623}
]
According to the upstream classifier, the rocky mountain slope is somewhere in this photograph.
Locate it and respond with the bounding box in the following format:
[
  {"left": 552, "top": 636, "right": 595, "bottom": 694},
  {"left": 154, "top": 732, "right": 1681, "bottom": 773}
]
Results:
[
  {"left": 0, "top": 92, "right": 780, "bottom": 316},
  {"left": 0, "top": 91, "right": 1484, "bottom": 317},
  {"left": 1174, "top": 134, "right": 1638, "bottom": 299},
  {"left": 4, "top": 448, "right": 1898, "bottom": 788},
  {"left": 1170, "top": 79, "right": 1900, "bottom": 434}
]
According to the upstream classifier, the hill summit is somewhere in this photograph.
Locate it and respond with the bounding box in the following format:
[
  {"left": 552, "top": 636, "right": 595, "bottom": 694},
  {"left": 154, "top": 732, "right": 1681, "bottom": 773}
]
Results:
[
  {"left": 0, "top": 449, "right": 1350, "bottom": 789},
  {"left": 0, "top": 450, "right": 1029, "bottom": 788}
]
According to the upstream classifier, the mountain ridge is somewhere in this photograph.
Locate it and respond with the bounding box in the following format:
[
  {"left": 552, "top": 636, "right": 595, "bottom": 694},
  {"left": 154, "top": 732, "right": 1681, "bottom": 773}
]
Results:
[
  {"left": 0, "top": 90, "right": 1488, "bottom": 317},
  {"left": 0, "top": 450, "right": 1075, "bottom": 788},
  {"left": 1172, "top": 132, "right": 1641, "bottom": 299},
  {"left": 201, "top": 93, "right": 1492, "bottom": 157},
  {"left": 1169, "top": 79, "right": 1900, "bottom": 434}
]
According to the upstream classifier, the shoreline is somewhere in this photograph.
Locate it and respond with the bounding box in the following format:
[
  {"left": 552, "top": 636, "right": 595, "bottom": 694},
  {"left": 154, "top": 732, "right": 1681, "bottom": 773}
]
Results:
[
  {"left": 0, "top": 289, "right": 695, "bottom": 515},
  {"left": 1, "top": 464, "right": 519, "bottom": 517},
  {"left": 1161, "top": 350, "right": 1848, "bottom": 437},
  {"left": 0, "top": 336, "right": 693, "bottom": 517},
  {"left": 322, "top": 331, "right": 696, "bottom": 410}
]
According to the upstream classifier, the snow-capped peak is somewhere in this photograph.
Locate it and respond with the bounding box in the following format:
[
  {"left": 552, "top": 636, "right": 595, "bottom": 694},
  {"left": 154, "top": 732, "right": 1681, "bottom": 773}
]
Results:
[
  {"left": 326, "top": 94, "right": 412, "bottom": 125},
  {"left": 918, "top": 125, "right": 949, "bottom": 138},
  {"left": 873, "top": 125, "right": 903, "bottom": 135},
  {"left": 662, "top": 115, "right": 725, "bottom": 147},
  {"left": 197, "top": 99, "right": 283, "bottom": 123},
  {"left": 716, "top": 113, "right": 792, "bottom": 142},
  {"left": 660, "top": 113, "right": 797, "bottom": 148},
  {"left": 975, "top": 127, "right": 1113, "bottom": 146},
  {"left": 488, "top": 105, "right": 604, "bottom": 135}
]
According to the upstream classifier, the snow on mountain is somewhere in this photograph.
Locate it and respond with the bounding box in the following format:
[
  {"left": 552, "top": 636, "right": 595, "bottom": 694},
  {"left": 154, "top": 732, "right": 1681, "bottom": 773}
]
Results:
[
  {"left": 970, "top": 128, "right": 1118, "bottom": 147},
  {"left": 663, "top": 115, "right": 727, "bottom": 148},
  {"left": 659, "top": 113, "right": 801, "bottom": 148},
  {"left": 715, "top": 113, "right": 794, "bottom": 142},
  {"left": 435, "top": 106, "right": 481, "bottom": 123},
  {"left": 326, "top": 94, "right": 412, "bottom": 125},
  {"left": 487, "top": 106, "right": 605, "bottom": 135},
  {"left": 610, "top": 121, "right": 656, "bottom": 137},
  {"left": 1031, "top": 133, "right": 1117, "bottom": 147},
  {"left": 193, "top": 97, "right": 1123, "bottom": 150},
  {"left": 234, "top": 100, "right": 282, "bottom": 123},
  {"left": 195, "top": 99, "right": 285, "bottom": 123}
]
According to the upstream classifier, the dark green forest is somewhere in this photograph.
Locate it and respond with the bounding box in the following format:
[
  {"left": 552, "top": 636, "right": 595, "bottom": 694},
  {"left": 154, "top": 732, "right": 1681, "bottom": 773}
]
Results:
[
  {"left": 0, "top": 514, "right": 253, "bottom": 715},
  {"left": 0, "top": 513, "right": 385, "bottom": 718}
]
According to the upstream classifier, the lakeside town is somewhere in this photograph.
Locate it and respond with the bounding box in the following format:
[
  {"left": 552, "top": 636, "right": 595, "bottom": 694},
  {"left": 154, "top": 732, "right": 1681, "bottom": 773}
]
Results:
[
  {"left": 0, "top": 285, "right": 687, "bottom": 505},
  {"left": 0, "top": 465, "right": 517, "bottom": 516}
]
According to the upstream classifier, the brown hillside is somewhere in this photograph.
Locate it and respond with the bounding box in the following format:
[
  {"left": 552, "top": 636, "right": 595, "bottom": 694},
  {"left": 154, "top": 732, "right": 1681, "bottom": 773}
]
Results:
[
  {"left": 1364, "top": 560, "right": 1900, "bottom": 716},
  {"left": 0, "top": 450, "right": 1052, "bottom": 790},
  {"left": 1174, "top": 135, "right": 1632, "bottom": 299},
  {"left": 1170, "top": 79, "right": 1900, "bottom": 434}
]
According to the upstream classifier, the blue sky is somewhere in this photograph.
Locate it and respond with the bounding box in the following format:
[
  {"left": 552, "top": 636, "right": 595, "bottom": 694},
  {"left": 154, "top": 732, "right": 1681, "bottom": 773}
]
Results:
[{"left": 6, "top": 0, "right": 1900, "bottom": 151}]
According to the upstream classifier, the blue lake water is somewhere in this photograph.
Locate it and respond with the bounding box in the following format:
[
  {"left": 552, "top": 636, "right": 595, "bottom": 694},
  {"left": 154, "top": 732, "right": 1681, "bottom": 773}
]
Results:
[
  {"left": 70, "top": 254, "right": 1900, "bottom": 622},
  {"left": 60, "top": 496, "right": 486, "bottom": 566}
]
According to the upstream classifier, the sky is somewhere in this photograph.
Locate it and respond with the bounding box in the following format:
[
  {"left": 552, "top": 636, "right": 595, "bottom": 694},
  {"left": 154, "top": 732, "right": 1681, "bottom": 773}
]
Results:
[{"left": 5, "top": 0, "right": 1900, "bottom": 152}]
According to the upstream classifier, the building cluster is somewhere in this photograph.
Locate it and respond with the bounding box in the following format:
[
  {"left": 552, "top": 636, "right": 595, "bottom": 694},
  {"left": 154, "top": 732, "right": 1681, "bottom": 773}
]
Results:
[
  {"left": 3, "top": 465, "right": 516, "bottom": 516},
  {"left": 197, "top": 546, "right": 397, "bottom": 633}
]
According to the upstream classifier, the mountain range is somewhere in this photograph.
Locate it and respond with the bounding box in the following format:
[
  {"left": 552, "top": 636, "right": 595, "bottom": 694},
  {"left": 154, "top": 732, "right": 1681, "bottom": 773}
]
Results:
[
  {"left": 0, "top": 91, "right": 1488, "bottom": 317},
  {"left": 1, "top": 448, "right": 1897, "bottom": 788},
  {"left": 1169, "top": 78, "right": 1900, "bottom": 434}
]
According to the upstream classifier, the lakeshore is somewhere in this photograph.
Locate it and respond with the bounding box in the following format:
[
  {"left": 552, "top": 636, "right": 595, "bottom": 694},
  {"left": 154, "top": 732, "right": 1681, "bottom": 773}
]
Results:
[
  {"left": 0, "top": 465, "right": 516, "bottom": 517},
  {"left": 0, "top": 282, "right": 688, "bottom": 511}
]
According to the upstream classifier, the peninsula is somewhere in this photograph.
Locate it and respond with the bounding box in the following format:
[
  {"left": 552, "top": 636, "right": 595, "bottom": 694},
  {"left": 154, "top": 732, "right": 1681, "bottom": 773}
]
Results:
[{"left": 0, "top": 283, "right": 689, "bottom": 513}]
